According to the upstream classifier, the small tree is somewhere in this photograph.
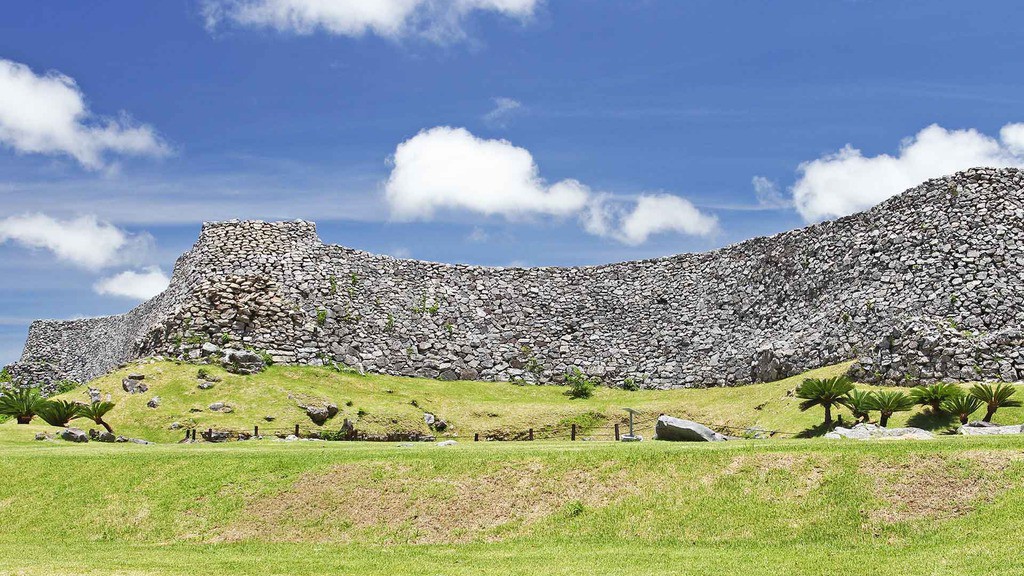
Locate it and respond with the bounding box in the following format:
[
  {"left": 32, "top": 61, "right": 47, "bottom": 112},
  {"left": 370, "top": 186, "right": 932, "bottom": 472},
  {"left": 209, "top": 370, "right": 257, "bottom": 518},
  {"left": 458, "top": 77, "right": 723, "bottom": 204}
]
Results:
[
  {"left": 0, "top": 387, "right": 44, "bottom": 424},
  {"left": 840, "top": 389, "right": 875, "bottom": 423},
  {"left": 909, "top": 383, "right": 963, "bottom": 413},
  {"left": 796, "top": 376, "right": 854, "bottom": 426},
  {"left": 36, "top": 400, "right": 83, "bottom": 427},
  {"left": 942, "top": 394, "right": 983, "bottom": 425},
  {"left": 564, "top": 368, "right": 596, "bottom": 399},
  {"left": 969, "top": 383, "right": 1022, "bottom": 423},
  {"left": 78, "top": 401, "right": 116, "bottom": 434},
  {"left": 866, "top": 390, "right": 915, "bottom": 427}
]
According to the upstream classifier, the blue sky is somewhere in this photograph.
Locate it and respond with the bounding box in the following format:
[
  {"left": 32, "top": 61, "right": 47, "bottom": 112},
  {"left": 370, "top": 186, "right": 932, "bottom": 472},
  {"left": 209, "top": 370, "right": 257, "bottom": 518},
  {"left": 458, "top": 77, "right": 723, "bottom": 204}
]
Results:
[{"left": 2, "top": 0, "right": 1024, "bottom": 367}]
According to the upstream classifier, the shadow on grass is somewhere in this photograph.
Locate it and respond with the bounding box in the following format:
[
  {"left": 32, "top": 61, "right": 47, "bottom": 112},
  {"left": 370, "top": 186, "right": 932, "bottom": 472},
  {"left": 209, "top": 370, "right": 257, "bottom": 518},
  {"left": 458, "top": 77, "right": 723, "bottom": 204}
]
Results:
[
  {"left": 796, "top": 420, "right": 837, "bottom": 438},
  {"left": 906, "top": 410, "right": 957, "bottom": 431}
]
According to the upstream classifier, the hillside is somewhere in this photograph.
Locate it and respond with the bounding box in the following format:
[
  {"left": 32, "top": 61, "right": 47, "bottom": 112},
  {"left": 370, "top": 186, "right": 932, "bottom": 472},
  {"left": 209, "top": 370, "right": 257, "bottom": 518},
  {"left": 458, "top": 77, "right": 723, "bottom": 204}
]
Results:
[
  {"left": 1, "top": 436, "right": 1023, "bottom": 575},
  {"left": 11, "top": 167, "right": 1024, "bottom": 389},
  {"left": 4, "top": 359, "right": 1024, "bottom": 444}
]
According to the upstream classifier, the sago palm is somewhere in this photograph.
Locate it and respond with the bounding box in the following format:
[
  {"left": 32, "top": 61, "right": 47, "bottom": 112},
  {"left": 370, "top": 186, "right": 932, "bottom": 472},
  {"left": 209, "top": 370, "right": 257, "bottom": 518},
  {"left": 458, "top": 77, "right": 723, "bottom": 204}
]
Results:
[
  {"left": 866, "top": 390, "right": 915, "bottom": 427},
  {"left": 840, "top": 389, "right": 875, "bottom": 423},
  {"left": 796, "top": 376, "right": 854, "bottom": 426},
  {"left": 909, "top": 382, "right": 963, "bottom": 413},
  {"left": 77, "top": 401, "right": 116, "bottom": 434},
  {"left": 942, "top": 394, "right": 983, "bottom": 425},
  {"left": 36, "top": 399, "right": 83, "bottom": 427},
  {"left": 969, "top": 383, "right": 1022, "bottom": 423},
  {"left": 0, "top": 387, "right": 44, "bottom": 424}
]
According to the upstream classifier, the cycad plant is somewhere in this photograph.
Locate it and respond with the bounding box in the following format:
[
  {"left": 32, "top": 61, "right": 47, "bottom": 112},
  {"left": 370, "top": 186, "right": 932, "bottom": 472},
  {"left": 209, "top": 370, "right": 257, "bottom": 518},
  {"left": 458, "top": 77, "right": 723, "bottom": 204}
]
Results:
[
  {"left": 969, "top": 383, "right": 1022, "bottom": 423},
  {"left": 77, "top": 401, "right": 116, "bottom": 434},
  {"left": 36, "top": 400, "right": 83, "bottom": 427},
  {"left": 866, "top": 390, "right": 915, "bottom": 427},
  {"left": 942, "top": 394, "right": 984, "bottom": 425},
  {"left": 796, "top": 376, "right": 855, "bottom": 426},
  {"left": 840, "top": 389, "right": 875, "bottom": 423},
  {"left": 0, "top": 387, "right": 44, "bottom": 424},
  {"left": 909, "top": 382, "right": 964, "bottom": 413}
]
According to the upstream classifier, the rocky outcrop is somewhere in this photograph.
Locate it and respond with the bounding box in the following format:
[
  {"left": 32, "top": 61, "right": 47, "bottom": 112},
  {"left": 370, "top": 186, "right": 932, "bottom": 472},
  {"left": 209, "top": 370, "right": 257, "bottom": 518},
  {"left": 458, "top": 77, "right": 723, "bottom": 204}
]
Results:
[
  {"left": 8, "top": 168, "right": 1024, "bottom": 388},
  {"left": 825, "top": 423, "right": 933, "bottom": 440}
]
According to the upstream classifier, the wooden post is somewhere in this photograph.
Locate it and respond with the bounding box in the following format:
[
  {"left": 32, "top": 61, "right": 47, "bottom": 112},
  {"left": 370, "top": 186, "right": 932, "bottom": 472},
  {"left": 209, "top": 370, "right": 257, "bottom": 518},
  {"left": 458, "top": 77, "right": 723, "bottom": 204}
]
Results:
[
  {"left": 614, "top": 423, "right": 620, "bottom": 441},
  {"left": 294, "top": 424, "right": 300, "bottom": 437},
  {"left": 474, "top": 432, "right": 479, "bottom": 442},
  {"left": 254, "top": 425, "right": 259, "bottom": 437},
  {"left": 529, "top": 428, "right": 534, "bottom": 441},
  {"left": 571, "top": 423, "right": 577, "bottom": 441},
  {"left": 184, "top": 430, "right": 190, "bottom": 442},
  {"left": 207, "top": 428, "right": 212, "bottom": 441}
]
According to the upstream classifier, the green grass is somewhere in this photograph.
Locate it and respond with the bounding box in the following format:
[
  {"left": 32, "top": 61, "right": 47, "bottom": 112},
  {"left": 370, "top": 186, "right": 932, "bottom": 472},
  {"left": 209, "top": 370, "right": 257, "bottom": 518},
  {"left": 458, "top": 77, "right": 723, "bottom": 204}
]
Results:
[
  {"left": 8, "top": 359, "right": 1022, "bottom": 444},
  {"left": 1, "top": 437, "right": 1024, "bottom": 575}
]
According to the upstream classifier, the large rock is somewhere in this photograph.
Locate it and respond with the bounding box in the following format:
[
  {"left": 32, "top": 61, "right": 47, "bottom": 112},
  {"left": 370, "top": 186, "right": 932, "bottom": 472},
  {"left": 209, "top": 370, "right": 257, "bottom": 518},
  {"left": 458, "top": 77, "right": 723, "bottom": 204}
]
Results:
[
  {"left": 825, "top": 423, "right": 933, "bottom": 440},
  {"left": 221, "top": 349, "right": 265, "bottom": 375},
  {"left": 305, "top": 405, "right": 333, "bottom": 425},
  {"left": 655, "top": 415, "right": 727, "bottom": 442},
  {"left": 958, "top": 423, "right": 1024, "bottom": 436},
  {"left": 122, "top": 378, "right": 148, "bottom": 394},
  {"left": 89, "top": 429, "right": 116, "bottom": 443},
  {"left": 60, "top": 428, "right": 89, "bottom": 443}
]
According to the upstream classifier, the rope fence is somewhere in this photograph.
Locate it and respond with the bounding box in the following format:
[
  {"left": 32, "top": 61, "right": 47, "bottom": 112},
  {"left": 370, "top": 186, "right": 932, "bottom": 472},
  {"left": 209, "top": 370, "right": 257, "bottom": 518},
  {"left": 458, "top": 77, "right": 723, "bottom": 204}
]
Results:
[{"left": 179, "top": 409, "right": 804, "bottom": 443}]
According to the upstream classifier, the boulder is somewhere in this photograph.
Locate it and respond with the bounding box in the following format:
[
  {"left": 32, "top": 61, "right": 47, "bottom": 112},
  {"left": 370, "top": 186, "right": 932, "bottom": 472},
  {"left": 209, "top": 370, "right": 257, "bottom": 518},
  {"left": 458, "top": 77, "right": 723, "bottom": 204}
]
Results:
[
  {"left": 423, "top": 413, "right": 436, "bottom": 426},
  {"left": 127, "top": 373, "right": 145, "bottom": 381},
  {"left": 958, "top": 424, "right": 1024, "bottom": 436},
  {"left": 89, "top": 429, "right": 116, "bottom": 443},
  {"left": 201, "top": 429, "right": 231, "bottom": 443},
  {"left": 200, "top": 342, "right": 221, "bottom": 356},
  {"left": 655, "top": 415, "right": 727, "bottom": 442},
  {"left": 197, "top": 381, "right": 215, "bottom": 390},
  {"left": 122, "top": 379, "right": 149, "bottom": 394},
  {"left": 208, "top": 402, "right": 225, "bottom": 412},
  {"left": 221, "top": 349, "right": 265, "bottom": 375},
  {"left": 825, "top": 423, "right": 933, "bottom": 440},
  {"left": 966, "top": 420, "right": 998, "bottom": 428},
  {"left": 168, "top": 422, "right": 182, "bottom": 430},
  {"left": 305, "top": 405, "right": 332, "bottom": 425},
  {"left": 60, "top": 428, "right": 88, "bottom": 443},
  {"left": 34, "top": 433, "right": 49, "bottom": 441},
  {"left": 147, "top": 396, "right": 161, "bottom": 409}
]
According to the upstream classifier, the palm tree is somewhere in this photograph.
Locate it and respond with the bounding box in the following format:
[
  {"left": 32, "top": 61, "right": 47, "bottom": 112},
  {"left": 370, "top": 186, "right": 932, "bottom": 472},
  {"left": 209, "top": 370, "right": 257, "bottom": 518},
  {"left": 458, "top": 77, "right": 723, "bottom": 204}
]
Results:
[
  {"left": 909, "top": 382, "right": 963, "bottom": 413},
  {"left": 796, "top": 376, "right": 854, "bottom": 426},
  {"left": 866, "top": 390, "right": 915, "bottom": 427},
  {"left": 36, "top": 400, "right": 83, "bottom": 427},
  {"left": 77, "top": 401, "right": 116, "bottom": 434},
  {"left": 942, "top": 394, "right": 983, "bottom": 425},
  {"left": 969, "top": 383, "right": 1022, "bottom": 423},
  {"left": 840, "top": 389, "right": 875, "bottom": 423},
  {"left": 0, "top": 387, "right": 44, "bottom": 424}
]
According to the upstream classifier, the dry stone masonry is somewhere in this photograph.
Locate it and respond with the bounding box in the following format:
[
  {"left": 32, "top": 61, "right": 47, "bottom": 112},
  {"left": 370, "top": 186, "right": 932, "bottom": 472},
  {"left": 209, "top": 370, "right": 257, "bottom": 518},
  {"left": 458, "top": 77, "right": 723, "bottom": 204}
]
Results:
[{"left": 9, "top": 167, "right": 1024, "bottom": 388}]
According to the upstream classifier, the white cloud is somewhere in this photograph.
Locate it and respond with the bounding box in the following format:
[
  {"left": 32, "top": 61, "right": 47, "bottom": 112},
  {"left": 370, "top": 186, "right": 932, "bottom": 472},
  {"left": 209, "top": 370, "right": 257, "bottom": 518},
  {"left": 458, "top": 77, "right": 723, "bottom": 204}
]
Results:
[
  {"left": 792, "top": 123, "right": 1024, "bottom": 222},
  {"left": 385, "top": 126, "right": 717, "bottom": 244},
  {"left": 0, "top": 213, "right": 153, "bottom": 270},
  {"left": 751, "top": 176, "right": 790, "bottom": 209},
  {"left": 0, "top": 59, "right": 169, "bottom": 170},
  {"left": 467, "top": 226, "right": 489, "bottom": 242},
  {"left": 483, "top": 97, "right": 522, "bottom": 127},
  {"left": 204, "top": 0, "right": 540, "bottom": 42},
  {"left": 385, "top": 126, "right": 590, "bottom": 220},
  {"left": 93, "top": 267, "right": 170, "bottom": 300},
  {"left": 616, "top": 194, "right": 719, "bottom": 245}
]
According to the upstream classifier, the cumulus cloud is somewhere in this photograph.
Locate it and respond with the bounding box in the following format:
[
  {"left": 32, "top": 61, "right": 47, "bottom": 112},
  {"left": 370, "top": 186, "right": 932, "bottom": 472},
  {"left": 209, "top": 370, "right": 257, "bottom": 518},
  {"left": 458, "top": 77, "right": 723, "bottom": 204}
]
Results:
[
  {"left": 792, "top": 123, "right": 1024, "bottom": 222},
  {"left": 751, "top": 176, "right": 790, "bottom": 209},
  {"left": 0, "top": 59, "right": 169, "bottom": 170},
  {"left": 483, "top": 97, "right": 522, "bottom": 127},
  {"left": 385, "top": 126, "right": 718, "bottom": 244},
  {"left": 385, "top": 126, "right": 590, "bottom": 220},
  {"left": 616, "top": 194, "right": 719, "bottom": 245},
  {"left": 0, "top": 213, "right": 153, "bottom": 270},
  {"left": 203, "top": 0, "right": 540, "bottom": 42},
  {"left": 93, "top": 266, "right": 170, "bottom": 300}
]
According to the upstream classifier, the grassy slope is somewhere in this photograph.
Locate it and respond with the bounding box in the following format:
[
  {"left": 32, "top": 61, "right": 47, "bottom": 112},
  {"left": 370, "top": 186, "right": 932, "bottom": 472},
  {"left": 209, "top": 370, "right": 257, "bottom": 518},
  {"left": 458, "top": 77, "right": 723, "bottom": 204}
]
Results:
[
  {"left": 1, "top": 437, "right": 1024, "bottom": 575},
  {"left": 7, "top": 359, "right": 1022, "bottom": 444}
]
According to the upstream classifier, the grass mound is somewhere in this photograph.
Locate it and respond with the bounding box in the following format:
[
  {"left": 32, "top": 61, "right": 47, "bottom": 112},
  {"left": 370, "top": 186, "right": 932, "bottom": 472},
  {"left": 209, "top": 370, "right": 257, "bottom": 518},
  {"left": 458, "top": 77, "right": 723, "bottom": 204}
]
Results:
[{"left": 6, "top": 359, "right": 1022, "bottom": 444}]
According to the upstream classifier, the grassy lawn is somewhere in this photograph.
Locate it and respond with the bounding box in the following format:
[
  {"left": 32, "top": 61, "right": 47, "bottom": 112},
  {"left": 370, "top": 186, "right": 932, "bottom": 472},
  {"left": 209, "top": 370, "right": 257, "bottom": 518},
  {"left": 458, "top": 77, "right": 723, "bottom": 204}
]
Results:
[
  {"left": 1, "top": 437, "right": 1024, "bottom": 575},
  {"left": 8, "top": 359, "right": 1022, "bottom": 443}
]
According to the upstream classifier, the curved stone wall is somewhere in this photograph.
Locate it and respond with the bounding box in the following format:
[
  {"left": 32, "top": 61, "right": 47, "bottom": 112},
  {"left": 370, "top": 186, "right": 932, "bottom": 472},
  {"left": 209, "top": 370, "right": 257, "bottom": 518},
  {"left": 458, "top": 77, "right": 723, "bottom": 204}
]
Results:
[{"left": 10, "top": 167, "right": 1024, "bottom": 388}]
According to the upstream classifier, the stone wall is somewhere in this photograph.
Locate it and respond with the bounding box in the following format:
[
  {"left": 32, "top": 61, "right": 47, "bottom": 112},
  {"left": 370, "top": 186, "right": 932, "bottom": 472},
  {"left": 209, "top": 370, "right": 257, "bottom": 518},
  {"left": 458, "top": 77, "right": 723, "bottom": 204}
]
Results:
[{"left": 9, "top": 167, "right": 1024, "bottom": 388}]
